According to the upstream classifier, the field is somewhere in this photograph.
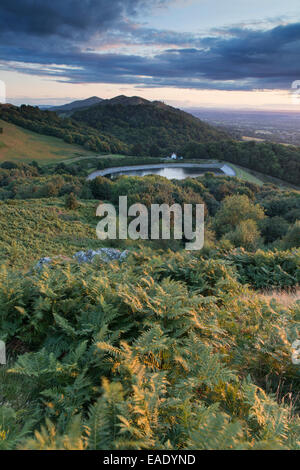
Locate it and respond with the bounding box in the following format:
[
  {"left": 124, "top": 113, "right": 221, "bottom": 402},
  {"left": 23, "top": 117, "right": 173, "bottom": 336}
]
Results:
[
  {"left": 0, "top": 120, "right": 95, "bottom": 164},
  {"left": 230, "top": 164, "right": 264, "bottom": 185}
]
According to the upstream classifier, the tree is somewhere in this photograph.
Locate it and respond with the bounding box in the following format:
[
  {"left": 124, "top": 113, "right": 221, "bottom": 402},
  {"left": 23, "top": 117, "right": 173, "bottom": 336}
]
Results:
[
  {"left": 90, "top": 176, "right": 113, "bottom": 200},
  {"left": 64, "top": 134, "right": 73, "bottom": 144},
  {"left": 214, "top": 194, "right": 265, "bottom": 237},
  {"left": 65, "top": 192, "right": 79, "bottom": 210},
  {"left": 259, "top": 216, "right": 289, "bottom": 244},
  {"left": 282, "top": 220, "right": 300, "bottom": 249},
  {"left": 131, "top": 143, "right": 144, "bottom": 156},
  {"left": 225, "top": 219, "right": 261, "bottom": 251},
  {"left": 149, "top": 144, "right": 161, "bottom": 158},
  {"left": 42, "top": 182, "right": 60, "bottom": 197}
]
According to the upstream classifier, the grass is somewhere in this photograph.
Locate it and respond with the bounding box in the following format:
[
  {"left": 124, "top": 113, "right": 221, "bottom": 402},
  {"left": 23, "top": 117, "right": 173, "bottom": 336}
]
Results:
[
  {"left": 259, "top": 288, "right": 300, "bottom": 308},
  {"left": 57, "top": 154, "right": 122, "bottom": 166},
  {"left": 0, "top": 198, "right": 102, "bottom": 269},
  {"left": 0, "top": 120, "right": 95, "bottom": 164},
  {"left": 231, "top": 162, "right": 300, "bottom": 190},
  {"left": 60, "top": 153, "right": 128, "bottom": 164},
  {"left": 230, "top": 164, "right": 264, "bottom": 185}
]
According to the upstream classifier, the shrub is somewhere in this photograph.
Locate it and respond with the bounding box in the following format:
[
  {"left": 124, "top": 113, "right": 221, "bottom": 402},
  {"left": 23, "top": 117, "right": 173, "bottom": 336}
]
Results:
[
  {"left": 259, "top": 216, "right": 289, "bottom": 244},
  {"left": 90, "top": 176, "right": 113, "bottom": 200},
  {"left": 225, "top": 219, "right": 261, "bottom": 251},
  {"left": 226, "top": 248, "right": 300, "bottom": 289},
  {"left": 65, "top": 192, "right": 79, "bottom": 210},
  {"left": 282, "top": 220, "right": 300, "bottom": 249},
  {"left": 214, "top": 195, "right": 265, "bottom": 238}
]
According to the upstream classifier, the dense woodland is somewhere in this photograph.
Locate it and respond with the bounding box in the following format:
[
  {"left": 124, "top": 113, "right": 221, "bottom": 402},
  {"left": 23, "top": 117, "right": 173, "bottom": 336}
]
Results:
[
  {"left": 73, "top": 100, "right": 229, "bottom": 155},
  {"left": 181, "top": 140, "right": 300, "bottom": 186}
]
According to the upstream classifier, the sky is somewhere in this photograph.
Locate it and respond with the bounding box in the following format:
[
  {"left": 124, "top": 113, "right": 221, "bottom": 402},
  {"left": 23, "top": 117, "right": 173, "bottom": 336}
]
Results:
[{"left": 0, "top": 0, "right": 300, "bottom": 110}]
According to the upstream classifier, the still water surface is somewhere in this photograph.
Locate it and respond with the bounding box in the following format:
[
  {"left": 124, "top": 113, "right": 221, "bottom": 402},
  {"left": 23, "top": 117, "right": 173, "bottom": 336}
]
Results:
[{"left": 88, "top": 165, "right": 224, "bottom": 180}]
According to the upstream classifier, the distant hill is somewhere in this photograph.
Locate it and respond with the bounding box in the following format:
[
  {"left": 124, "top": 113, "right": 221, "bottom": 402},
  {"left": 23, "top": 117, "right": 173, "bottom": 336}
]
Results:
[
  {"left": 72, "top": 95, "right": 230, "bottom": 155},
  {"left": 49, "top": 96, "right": 103, "bottom": 114},
  {"left": 98, "top": 95, "right": 151, "bottom": 107},
  {"left": 47, "top": 96, "right": 148, "bottom": 115}
]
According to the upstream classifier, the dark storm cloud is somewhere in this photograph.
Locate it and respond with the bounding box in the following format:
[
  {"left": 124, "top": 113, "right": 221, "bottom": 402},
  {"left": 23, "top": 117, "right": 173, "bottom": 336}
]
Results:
[
  {"left": 0, "top": 1, "right": 300, "bottom": 90},
  {"left": 0, "top": 0, "right": 168, "bottom": 38}
]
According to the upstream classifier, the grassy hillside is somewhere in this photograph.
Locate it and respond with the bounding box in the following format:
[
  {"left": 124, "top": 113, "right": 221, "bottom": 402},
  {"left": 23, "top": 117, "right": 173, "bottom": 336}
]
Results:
[
  {"left": 0, "top": 119, "right": 95, "bottom": 164},
  {"left": 0, "top": 99, "right": 299, "bottom": 450},
  {"left": 1, "top": 102, "right": 299, "bottom": 187},
  {"left": 0, "top": 198, "right": 101, "bottom": 269}
]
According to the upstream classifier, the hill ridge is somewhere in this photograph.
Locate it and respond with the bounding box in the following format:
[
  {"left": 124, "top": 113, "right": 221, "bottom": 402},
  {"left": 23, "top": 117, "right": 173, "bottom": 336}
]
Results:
[
  {"left": 72, "top": 95, "right": 230, "bottom": 155},
  {"left": 49, "top": 96, "right": 103, "bottom": 113}
]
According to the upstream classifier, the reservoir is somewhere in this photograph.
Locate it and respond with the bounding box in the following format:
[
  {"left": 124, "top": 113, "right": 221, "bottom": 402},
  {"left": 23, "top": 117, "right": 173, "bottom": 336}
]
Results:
[{"left": 87, "top": 163, "right": 236, "bottom": 180}]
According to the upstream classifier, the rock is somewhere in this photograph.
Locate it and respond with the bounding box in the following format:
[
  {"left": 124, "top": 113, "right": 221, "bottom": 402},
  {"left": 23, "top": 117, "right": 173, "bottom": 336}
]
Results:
[
  {"left": 119, "top": 250, "right": 129, "bottom": 261},
  {"left": 34, "top": 249, "right": 129, "bottom": 270},
  {"left": 34, "top": 257, "right": 52, "bottom": 270},
  {"left": 73, "top": 248, "right": 129, "bottom": 263}
]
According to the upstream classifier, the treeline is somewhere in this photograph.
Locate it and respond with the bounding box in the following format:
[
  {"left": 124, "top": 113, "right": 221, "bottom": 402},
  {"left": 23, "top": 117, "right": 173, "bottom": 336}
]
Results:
[
  {"left": 0, "top": 104, "right": 129, "bottom": 154},
  {"left": 180, "top": 140, "right": 300, "bottom": 186}
]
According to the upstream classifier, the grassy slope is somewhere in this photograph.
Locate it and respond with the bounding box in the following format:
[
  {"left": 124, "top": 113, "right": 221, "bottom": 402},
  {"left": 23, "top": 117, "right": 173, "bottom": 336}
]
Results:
[
  {"left": 232, "top": 162, "right": 300, "bottom": 190},
  {"left": 231, "top": 164, "right": 264, "bottom": 185},
  {"left": 0, "top": 119, "right": 95, "bottom": 164},
  {"left": 0, "top": 198, "right": 102, "bottom": 269}
]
